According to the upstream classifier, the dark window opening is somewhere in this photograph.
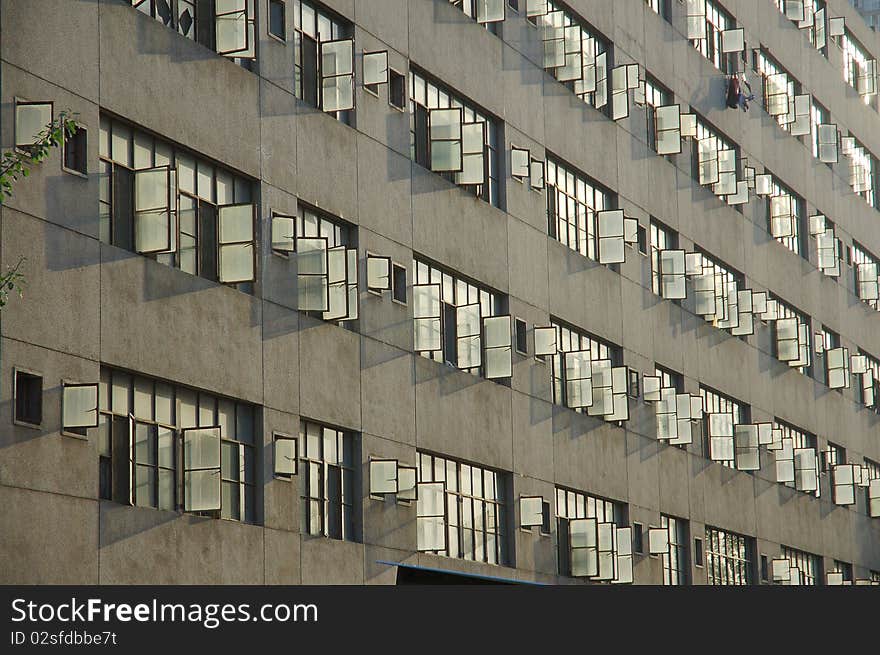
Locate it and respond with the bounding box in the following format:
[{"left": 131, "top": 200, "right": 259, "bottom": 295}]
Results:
[
  {"left": 515, "top": 318, "right": 527, "bottom": 355},
  {"left": 694, "top": 537, "right": 704, "bottom": 567},
  {"left": 14, "top": 370, "right": 42, "bottom": 427},
  {"left": 63, "top": 126, "right": 87, "bottom": 175},
  {"left": 392, "top": 263, "right": 407, "bottom": 303},
  {"left": 389, "top": 69, "right": 406, "bottom": 110},
  {"left": 269, "top": 0, "right": 286, "bottom": 40}
]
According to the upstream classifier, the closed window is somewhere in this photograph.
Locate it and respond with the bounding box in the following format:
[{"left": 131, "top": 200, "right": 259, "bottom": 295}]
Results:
[
  {"left": 300, "top": 420, "right": 358, "bottom": 541},
  {"left": 705, "top": 526, "right": 754, "bottom": 585}
]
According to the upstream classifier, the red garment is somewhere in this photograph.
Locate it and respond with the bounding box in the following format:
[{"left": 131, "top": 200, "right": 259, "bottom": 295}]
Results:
[{"left": 726, "top": 76, "right": 741, "bottom": 109}]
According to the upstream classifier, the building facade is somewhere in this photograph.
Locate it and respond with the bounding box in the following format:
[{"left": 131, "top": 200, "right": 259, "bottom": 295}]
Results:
[
  {"left": 1, "top": 0, "right": 880, "bottom": 585},
  {"left": 850, "top": 0, "right": 880, "bottom": 30}
]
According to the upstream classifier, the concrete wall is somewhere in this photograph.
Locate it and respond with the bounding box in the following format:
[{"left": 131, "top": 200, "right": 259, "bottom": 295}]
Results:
[{"left": 1, "top": 0, "right": 879, "bottom": 584}]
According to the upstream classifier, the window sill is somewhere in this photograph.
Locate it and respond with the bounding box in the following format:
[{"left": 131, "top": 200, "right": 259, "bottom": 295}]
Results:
[
  {"left": 60, "top": 430, "right": 89, "bottom": 441},
  {"left": 267, "top": 32, "right": 287, "bottom": 45},
  {"left": 13, "top": 419, "right": 41, "bottom": 430},
  {"left": 61, "top": 166, "right": 89, "bottom": 179}
]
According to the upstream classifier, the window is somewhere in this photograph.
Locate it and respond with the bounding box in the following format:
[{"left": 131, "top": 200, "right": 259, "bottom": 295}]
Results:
[
  {"left": 650, "top": 219, "right": 676, "bottom": 296},
  {"left": 780, "top": 546, "right": 822, "bottom": 585},
  {"left": 691, "top": 250, "right": 743, "bottom": 333},
  {"left": 852, "top": 243, "right": 880, "bottom": 309},
  {"left": 447, "top": 0, "right": 505, "bottom": 31},
  {"left": 831, "top": 560, "right": 853, "bottom": 583},
  {"left": 817, "top": 326, "right": 841, "bottom": 388},
  {"left": 392, "top": 262, "right": 407, "bottom": 303},
  {"left": 644, "top": 75, "right": 672, "bottom": 154},
  {"left": 417, "top": 452, "right": 509, "bottom": 566},
  {"left": 653, "top": 365, "right": 688, "bottom": 447},
  {"left": 130, "top": 0, "right": 256, "bottom": 63},
  {"left": 844, "top": 137, "right": 878, "bottom": 208},
  {"left": 389, "top": 69, "right": 406, "bottom": 110},
  {"left": 705, "top": 526, "right": 754, "bottom": 585},
  {"left": 809, "top": 98, "right": 829, "bottom": 160},
  {"left": 412, "top": 257, "right": 511, "bottom": 380},
  {"left": 774, "top": 420, "right": 819, "bottom": 497},
  {"left": 269, "top": 0, "right": 286, "bottom": 40},
  {"left": 549, "top": 319, "right": 626, "bottom": 421},
  {"left": 99, "top": 115, "right": 256, "bottom": 290},
  {"left": 771, "top": 296, "right": 812, "bottom": 375},
  {"left": 546, "top": 156, "right": 614, "bottom": 261},
  {"left": 645, "top": 0, "right": 671, "bottom": 22},
  {"left": 274, "top": 432, "right": 297, "bottom": 477},
  {"left": 293, "top": 0, "right": 354, "bottom": 122},
  {"left": 857, "top": 349, "right": 880, "bottom": 411},
  {"left": 774, "top": 1, "right": 827, "bottom": 54},
  {"left": 14, "top": 100, "right": 53, "bottom": 154},
  {"left": 755, "top": 49, "right": 801, "bottom": 133},
  {"left": 765, "top": 174, "right": 804, "bottom": 256},
  {"left": 689, "top": 0, "right": 736, "bottom": 74},
  {"left": 97, "top": 367, "right": 257, "bottom": 522},
  {"left": 841, "top": 30, "right": 877, "bottom": 106},
  {"left": 295, "top": 205, "right": 358, "bottom": 323},
  {"left": 865, "top": 458, "right": 880, "bottom": 517},
  {"left": 300, "top": 420, "right": 358, "bottom": 541},
  {"left": 527, "top": 2, "right": 611, "bottom": 112},
  {"left": 691, "top": 115, "right": 740, "bottom": 205},
  {"left": 61, "top": 382, "right": 99, "bottom": 437},
  {"left": 409, "top": 69, "right": 501, "bottom": 206},
  {"left": 701, "top": 385, "right": 749, "bottom": 468},
  {"left": 555, "top": 486, "right": 625, "bottom": 579},
  {"left": 661, "top": 515, "right": 689, "bottom": 585},
  {"left": 63, "top": 126, "right": 87, "bottom": 175},
  {"left": 13, "top": 369, "right": 42, "bottom": 428}
]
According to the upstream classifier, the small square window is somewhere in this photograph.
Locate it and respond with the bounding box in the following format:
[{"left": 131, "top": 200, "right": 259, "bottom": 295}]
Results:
[
  {"left": 63, "top": 126, "right": 87, "bottom": 176},
  {"left": 14, "top": 369, "right": 42, "bottom": 428},
  {"left": 389, "top": 69, "right": 406, "bottom": 111},
  {"left": 269, "top": 0, "right": 286, "bottom": 41},
  {"left": 515, "top": 318, "right": 527, "bottom": 355},
  {"left": 694, "top": 537, "right": 704, "bottom": 567},
  {"left": 392, "top": 262, "right": 407, "bottom": 304}
]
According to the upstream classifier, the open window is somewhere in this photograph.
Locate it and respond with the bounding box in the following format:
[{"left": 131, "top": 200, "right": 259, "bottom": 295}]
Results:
[
  {"left": 530, "top": 158, "right": 545, "bottom": 190},
  {"left": 540, "top": 11, "right": 565, "bottom": 69},
  {"left": 613, "top": 527, "right": 633, "bottom": 584},
  {"left": 869, "top": 478, "right": 880, "bottom": 518},
  {"left": 62, "top": 382, "right": 99, "bottom": 432},
  {"left": 218, "top": 203, "right": 255, "bottom": 283},
  {"left": 511, "top": 146, "right": 530, "bottom": 180},
  {"left": 182, "top": 426, "right": 222, "bottom": 512},
  {"left": 273, "top": 433, "right": 297, "bottom": 478},
  {"left": 655, "top": 388, "right": 677, "bottom": 441},
  {"left": 569, "top": 517, "right": 598, "bottom": 577},
  {"left": 215, "top": 0, "right": 256, "bottom": 59},
  {"left": 484, "top": 315, "right": 513, "bottom": 379},
  {"left": 670, "top": 393, "right": 696, "bottom": 446},
  {"left": 776, "top": 317, "right": 800, "bottom": 362},
  {"left": 765, "top": 74, "right": 789, "bottom": 116},
  {"left": 826, "top": 347, "right": 850, "bottom": 389},
  {"left": 655, "top": 105, "right": 681, "bottom": 156},
  {"left": 769, "top": 196, "right": 793, "bottom": 239},
  {"left": 519, "top": 496, "right": 545, "bottom": 529},
  {"left": 611, "top": 66, "right": 629, "bottom": 121},
  {"left": 297, "top": 237, "right": 329, "bottom": 312},
  {"left": 720, "top": 28, "right": 744, "bottom": 53},
  {"left": 455, "top": 303, "right": 482, "bottom": 370},
  {"left": 457, "top": 121, "right": 486, "bottom": 186},
  {"left": 817, "top": 125, "right": 838, "bottom": 163},
  {"left": 686, "top": 0, "right": 707, "bottom": 40},
  {"left": 416, "top": 482, "right": 447, "bottom": 551},
  {"left": 564, "top": 351, "right": 593, "bottom": 409},
  {"left": 857, "top": 60, "right": 877, "bottom": 98},
  {"left": 734, "top": 424, "right": 760, "bottom": 471},
  {"left": 588, "top": 360, "right": 613, "bottom": 417},
  {"left": 526, "top": 0, "right": 548, "bottom": 18},
  {"left": 793, "top": 447, "right": 819, "bottom": 492},
  {"left": 659, "top": 249, "right": 686, "bottom": 300},
  {"left": 271, "top": 213, "right": 296, "bottom": 254},
  {"left": 642, "top": 375, "right": 661, "bottom": 402},
  {"left": 755, "top": 174, "right": 773, "bottom": 196},
  {"left": 322, "top": 246, "right": 358, "bottom": 322},
  {"left": 398, "top": 466, "right": 416, "bottom": 502},
  {"left": 713, "top": 149, "right": 736, "bottom": 196},
  {"left": 697, "top": 138, "right": 719, "bottom": 186},
  {"left": 363, "top": 50, "right": 388, "bottom": 94},
  {"left": 817, "top": 228, "right": 840, "bottom": 277},
  {"left": 594, "top": 522, "right": 618, "bottom": 581},
  {"left": 784, "top": 0, "right": 805, "bottom": 21},
  {"left": 369, "top": 459, "right": 398, "bottom": 496},
  {"left": 608, "top": 367, "right": 630, "bottom": 422},
  {"left": 832, "top": 464, "right": 856, "bottom": 505},
  {"left": 857, "top": 263, "right": 879, "bottom": 301},
  {"left": 790, "top": 95, "right": 811, "bottom": 136},
  {"left": 476, "top": 0, "right": 506, "bottom": 24},
  {"left": 134, "top": 166, "right": 176, "bottom": 254},
  {"left": 730, "top": 290, "right": 754, "bottom": 337},
  {"left": 594, "top": 51, "right": 608, "bottom": 109},
  {"left": 775, "top": 438, "right": 795, "bottom": 483},
  {"left": 534, "top": 326, "right": 557, "bottom": 358},
  {"left": 14, "top": 100, "right": 53, "bottom": 153},
  {"left": 648, "top": 526, "right": 669, "bottom": 556},
  {"left": 707, "top": 413, "right": 734, "bottom": 463},
  {"left": 413, "top": 284, "right": 442, "bottom": 354},
  {"left": 320, "top": 39, "right": 354, "bottom": 112},
  {"left": 429, "top": 108, "right": 463, "bottom": 173},
  {"left": 597, "top": 210, "right": 625, "bottom": 264},
  {"left": 367, "top": 254, "right": 392, "bottom": 293}
]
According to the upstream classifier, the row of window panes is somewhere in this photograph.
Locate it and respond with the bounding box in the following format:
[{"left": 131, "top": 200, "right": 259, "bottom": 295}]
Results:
[
  {"left": 300, "top": 420, "right": 357, "bottom": 540},
  {"left": 417, "top": 452, "right": 507, "bottom": 565},
  {"left": 691, "top": 0, "right": 734, "bottom": 73},
  {"left": 550, "top": 319, "right": 619, "bottom": 411},
  {"left": 774, "top": 420, "right": 819, "bottom": 496},
  {"left": 546, "top": 157, "right": 612, "bottom": 260},
  {"left": 781, "top": 545, "right": 821, "bottom": 585},
  {"left": 701, "top": 384, "right": 747, "bottom": 469},
  {"left": 98, "top": 367, "right": 256, "bottom": 522},
  {"left": 768, "top": 176, "right": 802, "bottom": 255},
  {"left": 705, "top": 526, "right": 753, "bottom": 585},
  {"left": 773, "top": 296, "right": 812, "bottom": 374}
]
